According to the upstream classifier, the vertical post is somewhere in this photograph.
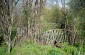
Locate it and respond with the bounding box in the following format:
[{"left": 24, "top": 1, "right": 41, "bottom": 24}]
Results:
[{"left": 61, "top": 0, "right": 67, "bottom": 42}]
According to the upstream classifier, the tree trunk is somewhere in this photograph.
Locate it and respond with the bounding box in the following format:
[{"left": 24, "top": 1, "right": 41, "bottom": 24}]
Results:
[{"left": 8, "top": 25, "right": 12, "bottom": 54}]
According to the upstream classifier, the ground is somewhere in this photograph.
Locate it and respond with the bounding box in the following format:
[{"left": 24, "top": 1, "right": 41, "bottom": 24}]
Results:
[
  {"left": 10, "top": 40, "right": 78, "bottom": 55},
  {"left": 0, "top": 40, "right": 79, "bottom": 55}
]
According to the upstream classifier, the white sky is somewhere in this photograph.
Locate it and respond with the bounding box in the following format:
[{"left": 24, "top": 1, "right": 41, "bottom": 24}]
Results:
[
  {"left": 46, "top": 0, "right": 69, "bottom": 8},
  {"left": 46, "top": 0, "right": 62, "bottom": 7}
]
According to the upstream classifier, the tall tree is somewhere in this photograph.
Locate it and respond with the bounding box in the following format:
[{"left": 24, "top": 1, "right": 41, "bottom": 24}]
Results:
[{"left": 0, "top": 0, "right": 20, "bottom": 54}]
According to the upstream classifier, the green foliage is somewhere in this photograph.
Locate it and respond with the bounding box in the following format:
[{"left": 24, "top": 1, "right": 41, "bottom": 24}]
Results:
[
  {"left": 50, "top": 6, "right": 62, "bottom": 23},
  {"left": 0, "top": 46, "right": 8, "bottom": 55},
  {"left": 42, "top": 6, "right": 62, "bottom": 31},
  {"left": 11, "top": 40, "right": 64, "bottom": 55},
  {"left": 22, "top": 8, "right": 29, "bottom": 26},
  {"left": 47, "top": 49, "right": 64, "bottom": 55},
  {"left": 43, "top": 6, "right": 62, "bottom": 23},
  {"left": 11, "top": 30, "right": 17, "bottom": 40},
  {"left": 10, "top": 40, "right": 80, "bottom": 55},
  {"left": 62, "top": 42, "right": 78, "bottom": 55},
  {"left": 69, "top": 0, "right": 85, "bottom": 14}
]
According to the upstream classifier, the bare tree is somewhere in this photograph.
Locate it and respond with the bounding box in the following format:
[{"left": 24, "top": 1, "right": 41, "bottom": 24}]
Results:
[{"left": 0, "top": 0, "right": 20, "bottom": 54}]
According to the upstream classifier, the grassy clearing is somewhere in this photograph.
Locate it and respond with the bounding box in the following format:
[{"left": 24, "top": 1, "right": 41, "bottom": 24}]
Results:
[
  {"left": 10, "top": 40, "right": 78, "bottom": 55},
  {"left": 0, "top": 40, "right": 79, "bottom": 55}
]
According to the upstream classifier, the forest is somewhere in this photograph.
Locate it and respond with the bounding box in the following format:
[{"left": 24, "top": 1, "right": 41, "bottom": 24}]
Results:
[{"left": 0, "top": 0, "right": 85, "bottom": 55}]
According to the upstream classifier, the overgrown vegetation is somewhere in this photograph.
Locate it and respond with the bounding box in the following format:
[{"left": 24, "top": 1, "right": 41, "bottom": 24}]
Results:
[
  {"left": 10, "top": 40, "right": 79, "bottom": 55},
  {"left": 0, "top": 0, "right": 85, "bottom": 55}
]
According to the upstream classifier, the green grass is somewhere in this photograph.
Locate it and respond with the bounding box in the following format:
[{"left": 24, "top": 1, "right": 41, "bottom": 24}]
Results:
[
  {"left": 0, "top": 46, "right": 8, "bottom": 55},
  {"left": 10, "top": 40, "right": 79, "bottom": 55},
  {"left": 0, "top": 40, "right": 80, "bottom": 55}
]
